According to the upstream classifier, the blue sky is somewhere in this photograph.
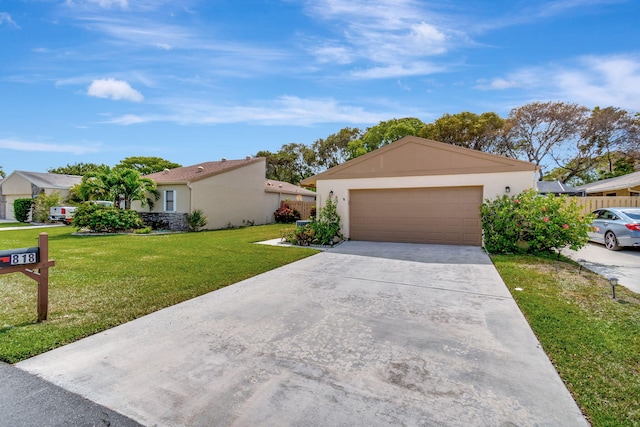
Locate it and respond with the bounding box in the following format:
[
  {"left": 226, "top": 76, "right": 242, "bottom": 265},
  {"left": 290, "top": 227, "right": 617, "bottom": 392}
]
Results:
[{"left": 1, "top": 0, "right": 639, "bottom": 173}]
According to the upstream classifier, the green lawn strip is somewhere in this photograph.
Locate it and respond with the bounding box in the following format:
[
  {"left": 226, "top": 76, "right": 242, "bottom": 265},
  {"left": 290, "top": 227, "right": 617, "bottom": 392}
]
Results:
[
  {"left": 0, "top": 225, "right": 316, "bottom": 363},
  {"left": 492, "top": 254, "right": 640, "bottom": 427}
]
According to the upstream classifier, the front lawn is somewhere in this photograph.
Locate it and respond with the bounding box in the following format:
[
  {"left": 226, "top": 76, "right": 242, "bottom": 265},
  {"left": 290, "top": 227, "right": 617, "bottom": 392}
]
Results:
[
  {"left": 0, "top": 225, "right": 316, "bottom": 363},
  {"left": 493, "top": 254, "right": 640, "bottom": 427}
]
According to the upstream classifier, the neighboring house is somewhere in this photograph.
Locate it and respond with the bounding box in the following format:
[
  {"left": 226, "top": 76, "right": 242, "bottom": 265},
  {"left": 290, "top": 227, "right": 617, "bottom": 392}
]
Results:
[
  {"left": 0, "top": 171, "right": 81, "bottom": 221},
  {"left": 536, "top": 181, "right": 583, "bottom": 196},
  {"left": 135, "top": 157, "right": 271, "bottom": 230},
  {"left": 264, "top": 179, "right": 316, "bottom": 221},
  {"left": 301, "top": 136, "right": 539, "bottom": 246},
  {"left": 574, "top": 171, "right": 640, "bottom": 196}
]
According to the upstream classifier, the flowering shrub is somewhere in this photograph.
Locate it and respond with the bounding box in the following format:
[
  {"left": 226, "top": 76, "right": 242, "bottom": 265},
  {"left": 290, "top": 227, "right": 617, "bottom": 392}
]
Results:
[
  {"left": 480, "top": 189, "right": 594, "bottom": 254},
  {"left": 274, "top": 204, "right": 301, "bottom": 223}
]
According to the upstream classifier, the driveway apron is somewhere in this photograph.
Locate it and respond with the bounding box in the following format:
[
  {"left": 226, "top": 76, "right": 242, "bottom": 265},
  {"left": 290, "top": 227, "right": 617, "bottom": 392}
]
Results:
[{"left": 17, "top": 241, "right": 587, "bottom": 426}]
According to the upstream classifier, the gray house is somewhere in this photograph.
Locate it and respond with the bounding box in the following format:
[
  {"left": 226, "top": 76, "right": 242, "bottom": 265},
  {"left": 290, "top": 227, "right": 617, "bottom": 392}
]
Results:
[{"left": 0, "top": 171, "right": 81, "bottom": 220}]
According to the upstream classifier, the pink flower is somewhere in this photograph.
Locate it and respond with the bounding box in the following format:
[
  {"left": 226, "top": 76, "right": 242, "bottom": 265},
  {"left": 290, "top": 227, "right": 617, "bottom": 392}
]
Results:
[
  {"left": 543, "top": 217, "right": 550, "bottom": 223},
  {"left": 563, "top": 224, "right": 569, "bottom": 229}
]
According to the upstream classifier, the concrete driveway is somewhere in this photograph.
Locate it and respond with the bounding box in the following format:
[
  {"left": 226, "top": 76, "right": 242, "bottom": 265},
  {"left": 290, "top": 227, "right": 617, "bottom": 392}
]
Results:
[
  {"left": 566, "top": 242, "right": 640, "bottom": 294},
  {"left": 17, "top": 241, "right": 587, "bottom": 426}
]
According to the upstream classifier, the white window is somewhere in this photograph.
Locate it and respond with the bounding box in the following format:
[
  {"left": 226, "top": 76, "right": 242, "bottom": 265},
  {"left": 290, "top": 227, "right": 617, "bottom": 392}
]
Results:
[{"left": 164, "top": 190, "right": 175, "bottom": 212}]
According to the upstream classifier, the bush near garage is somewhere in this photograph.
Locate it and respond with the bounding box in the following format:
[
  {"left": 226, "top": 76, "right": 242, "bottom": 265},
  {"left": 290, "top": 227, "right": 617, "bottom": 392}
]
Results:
[
  {"left": 13, "top": 198, "right": 34, "bottom": 223},
  {"left": 283, "top": 196, "right": 343, "bottom": 246},
  {"left": 72, "top": 202, "right": 144, "bottom": 233},
  {"left": 480, "top": 189, "right": 593, "bottom": 254}
]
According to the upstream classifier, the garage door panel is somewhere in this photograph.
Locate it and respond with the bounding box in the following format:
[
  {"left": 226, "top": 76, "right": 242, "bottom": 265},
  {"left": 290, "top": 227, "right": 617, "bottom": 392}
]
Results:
[{"left": 350, "top": 187, "right": 482, "bottom": 245}]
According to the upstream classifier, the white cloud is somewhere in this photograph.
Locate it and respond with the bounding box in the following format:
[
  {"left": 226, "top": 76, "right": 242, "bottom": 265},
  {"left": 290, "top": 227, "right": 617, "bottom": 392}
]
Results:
[
  {"left": 88, "top": 0, "right": 128, "bottom": 8},
  {"left": 351, "top": 62, "right": 444, "bottom": 79},
  {"left": 105, "top": 96, "right": 398, "bottom": 126},
  {"left": 87, "top": 78, "right": 144, "bottom": 102},
  {"left": 302, "top": 0, "right": 456, "bottom": 78},
  {"left": 0, "top": 12, "right": 19, "bottom": 28},
  {"left": 0, "top": 138, "right": 100, "bottom": 154},
  {"left": 476, "top": 54, "right": 640, "bottom": 111}
]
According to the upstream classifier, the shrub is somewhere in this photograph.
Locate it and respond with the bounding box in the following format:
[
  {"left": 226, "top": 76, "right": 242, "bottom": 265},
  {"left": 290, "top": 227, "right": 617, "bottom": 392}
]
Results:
[
  {"left": 186, "top": 209, "right": 208, "bottom": 231},
  {"left": 72, "top": 203, "right": 144, "bottom": 233},
  {"left": 282, "top": 196, "right": 343, "bottom": 246},
  {"left": 274, "top": 203, "right": 301, "bottom": 223},
  {"left": 13, "top": 198, "right": 34, "bottom": 223},
  {"left": 480, "top": 189, "right": 594, "bottom": 254},
  {"left": 32, "top": 191, "right": 63, "bottom": 223}
]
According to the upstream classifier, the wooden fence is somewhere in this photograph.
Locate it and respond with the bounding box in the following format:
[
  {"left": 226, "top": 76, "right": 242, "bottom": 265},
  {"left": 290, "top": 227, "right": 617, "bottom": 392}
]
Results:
[
  {"left": 280, "top": 200, "right": 316, "bottom": 220},
  {"left": 569, "top": 196, "right": 640, "bottom": 215}
]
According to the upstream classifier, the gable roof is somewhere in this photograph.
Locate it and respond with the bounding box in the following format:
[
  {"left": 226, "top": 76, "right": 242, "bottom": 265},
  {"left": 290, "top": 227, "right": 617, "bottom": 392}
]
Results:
[
  {"left": 574, "top": 171, "right": 640, "bottom": 194},
  {"left": 145, "top": 158, "right": 265, "bottom": 184},
  {"left": 8, "top": 171, "right": 82, "bottom": 189},
  {"left": 301, "top": 136, "right": 539, "bottom": 187},
  {"left": 265, "top": 180, "right": 316, "bottom": 197}
]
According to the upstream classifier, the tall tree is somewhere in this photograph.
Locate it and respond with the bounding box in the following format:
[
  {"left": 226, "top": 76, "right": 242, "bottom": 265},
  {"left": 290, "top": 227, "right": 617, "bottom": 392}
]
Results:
[
  {"left": 78, "top": 166, "right": 158, "bottom": 209},
  {"left": 48, "top": 162, "right": 107, "bottom": 176},
  {"left": 0, "top": 166, "right": 5, "bottom": 178},
  {"left": 497, "top": 102, "right": 589, "bottom": 180},
  {"left": 346, "top": 118, "right": 425, "bottom": 159},
  {"left": 582, "top": 106, "right": 640, "bottom": 175},
  {"left": 420, "top": 111, "right": 504, "bottom": 152},
  {"left": 256, "top": 143, "right": 315, "bottom": 184},
  {"left": 116, "top": 156, "right": 182, "bottom": 175},
  {"left": 310, "top": 127, "right": 362, "bottom": 171}
]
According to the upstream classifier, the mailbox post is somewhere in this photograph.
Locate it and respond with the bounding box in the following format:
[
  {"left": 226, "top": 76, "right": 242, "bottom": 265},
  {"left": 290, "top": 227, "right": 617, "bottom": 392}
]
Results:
[{"left": 0, "top": 233, "right": 55, "bottom": 321}]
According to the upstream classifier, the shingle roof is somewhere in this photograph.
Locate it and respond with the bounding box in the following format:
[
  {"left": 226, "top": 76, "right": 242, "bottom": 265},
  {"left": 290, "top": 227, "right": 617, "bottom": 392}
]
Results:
[
  {"left": 574, "top": 171, "right": 640, "bottom": 194},
  {"left": 536, "top": 181, "right": 582, "bottom": 194},
  {"left": 265, "top": 180, "right": 316, "bottom": 197},
  {"left": 145, "top": 158, "right": 264, "bottom": 184},
  {"left": 14, "top": 171, "right": 82, "bottom": 189}
]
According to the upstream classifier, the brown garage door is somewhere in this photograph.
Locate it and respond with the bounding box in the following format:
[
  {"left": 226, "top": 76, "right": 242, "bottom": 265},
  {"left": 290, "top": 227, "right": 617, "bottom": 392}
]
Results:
[{"left": 349, "top": 187, "right": 483, "bottom": 245}]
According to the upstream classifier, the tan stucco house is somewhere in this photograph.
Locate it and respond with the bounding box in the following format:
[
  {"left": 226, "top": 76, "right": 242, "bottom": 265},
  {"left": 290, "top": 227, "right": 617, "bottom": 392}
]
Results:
[
  {"left": 574, "top": 171, "right": 640, "bottom": 196},
  {"left": 301, "top": 136, "right": 539, "bottom": 246},
  {"left": 136, "top": 158, "right": 316, "bottom": 230},
  {"left": 0, "top": 171, "right": 81, "bottom": 221},
  {"left": 264, "top": 179, "right": 316, "bottom": 221}
]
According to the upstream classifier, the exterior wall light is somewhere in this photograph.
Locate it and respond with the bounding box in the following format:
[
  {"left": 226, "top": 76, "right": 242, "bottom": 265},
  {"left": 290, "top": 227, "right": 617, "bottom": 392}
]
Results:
[
  {"left": 329, "top": 190, "right": 334, "bottom": 198},
  {"left": 608, "top": 277, "right": 619, "bottom": 299},
  {"left": 505, "top": 186, "right": 511, "bottom": 193}
]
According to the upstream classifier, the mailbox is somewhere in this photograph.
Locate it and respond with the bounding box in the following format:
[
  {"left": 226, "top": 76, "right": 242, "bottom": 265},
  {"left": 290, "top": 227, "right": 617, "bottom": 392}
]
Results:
[{"left": 0, "top": 247, "right": 40, "bottom": 268}]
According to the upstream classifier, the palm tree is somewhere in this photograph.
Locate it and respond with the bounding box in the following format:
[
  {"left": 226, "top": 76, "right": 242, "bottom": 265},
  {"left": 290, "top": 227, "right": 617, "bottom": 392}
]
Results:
[{"left": 78, "top": 166, "right": 158, "bottom": 209}]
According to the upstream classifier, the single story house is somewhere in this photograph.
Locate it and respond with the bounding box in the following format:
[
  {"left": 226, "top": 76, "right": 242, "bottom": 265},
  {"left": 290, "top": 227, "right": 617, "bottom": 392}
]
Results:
[
  {"left": 264, "top": 179, "right": 316, "bottom": 221},
  {"left": 536, "top": 181, "right": 583, "bottom": 196},
  {"left": 574, "top": 171, "right": 640, "bottom": 196},
  {"left": 301, "top": 136, "right": 539, "bottom": 246},
  {"left": 0, "top": 171, "right": 82, "bottom": 221},
  {"left": 135, "top": 157, "right": 316, "bottom": 230}
]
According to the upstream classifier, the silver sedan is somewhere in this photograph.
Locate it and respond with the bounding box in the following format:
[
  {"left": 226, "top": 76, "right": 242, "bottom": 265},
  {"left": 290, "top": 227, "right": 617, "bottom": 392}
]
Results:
[{"left": 588, "top": 207, "right": 640, "bottom": 250}]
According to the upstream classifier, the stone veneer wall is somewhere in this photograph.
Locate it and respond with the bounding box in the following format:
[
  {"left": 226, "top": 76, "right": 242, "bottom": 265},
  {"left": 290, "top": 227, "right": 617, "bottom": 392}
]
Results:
[{"left": 140, "top": 212, "right": 189, "bottom": 231}]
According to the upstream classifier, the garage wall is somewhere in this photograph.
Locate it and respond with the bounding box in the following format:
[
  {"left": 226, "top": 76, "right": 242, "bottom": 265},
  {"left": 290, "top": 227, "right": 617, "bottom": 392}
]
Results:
[{"left": 316, "top": 170, "right": 537, "bottom": 239}]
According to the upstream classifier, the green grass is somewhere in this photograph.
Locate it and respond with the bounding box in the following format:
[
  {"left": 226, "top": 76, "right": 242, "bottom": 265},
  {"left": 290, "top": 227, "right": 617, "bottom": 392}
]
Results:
[
  {"left": 492, "top": 254, "right": 640, "bottom": 427},
  {"left": 0, "top": 225, "right": 316, "bottom": 363}
]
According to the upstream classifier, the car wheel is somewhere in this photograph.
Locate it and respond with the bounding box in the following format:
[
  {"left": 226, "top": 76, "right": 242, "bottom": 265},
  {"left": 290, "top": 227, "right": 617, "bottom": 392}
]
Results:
[{"left": 604, "top": 231, "right": 621, "bottom": 251}]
